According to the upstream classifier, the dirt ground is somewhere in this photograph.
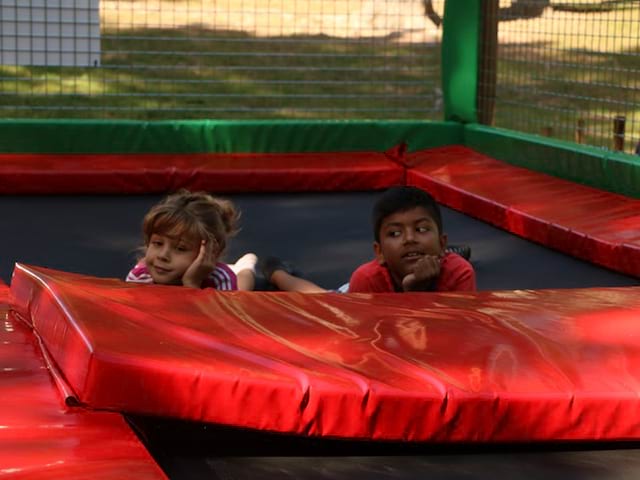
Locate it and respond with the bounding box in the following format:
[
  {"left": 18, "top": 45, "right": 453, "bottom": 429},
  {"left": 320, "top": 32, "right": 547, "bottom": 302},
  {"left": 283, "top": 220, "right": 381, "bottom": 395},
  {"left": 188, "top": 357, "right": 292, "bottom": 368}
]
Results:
[
  {"left": 100, "top": 1, "right": 639, "bottom": 52},
  {"left": 101, "top": 1, "right": 442, "bottom": 41}
]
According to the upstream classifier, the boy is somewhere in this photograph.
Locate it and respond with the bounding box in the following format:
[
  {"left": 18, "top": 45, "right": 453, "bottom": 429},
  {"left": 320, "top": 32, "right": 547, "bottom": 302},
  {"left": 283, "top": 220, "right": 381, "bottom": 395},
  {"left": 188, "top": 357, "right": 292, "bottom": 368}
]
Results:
[
  {"left": 348, "top": 186, "right": 475, "bottom": 292},
  {"left": 263, "top": 186, "right": 476, "bottom": 293}
]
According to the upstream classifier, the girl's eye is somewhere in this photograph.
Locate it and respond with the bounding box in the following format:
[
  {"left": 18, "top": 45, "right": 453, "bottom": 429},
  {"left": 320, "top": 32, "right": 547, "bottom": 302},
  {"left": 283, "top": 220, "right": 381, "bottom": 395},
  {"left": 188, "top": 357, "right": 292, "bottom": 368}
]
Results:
[
  {"left": 176, "top": 246, "right": 188, "bottom": 252},
  {"left": 151, "top": 241, "right": 162, "bottom": 247}
]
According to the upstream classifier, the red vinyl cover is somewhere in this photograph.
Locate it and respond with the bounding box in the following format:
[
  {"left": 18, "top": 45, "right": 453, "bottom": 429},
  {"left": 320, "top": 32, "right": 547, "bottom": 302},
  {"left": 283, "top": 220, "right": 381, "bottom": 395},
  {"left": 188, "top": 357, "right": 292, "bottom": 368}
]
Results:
[
  {"left": 10, "top": 264, "right": 640, "bottom": 443},
  {"left": 0, "top": 151, "right": 404, "bottom": 194},
  {"left": 406, "top": 146, "right": 640, "bottom": 277},
  {"left": 0, "top": 286, "right": 166, "bottom": 479}
]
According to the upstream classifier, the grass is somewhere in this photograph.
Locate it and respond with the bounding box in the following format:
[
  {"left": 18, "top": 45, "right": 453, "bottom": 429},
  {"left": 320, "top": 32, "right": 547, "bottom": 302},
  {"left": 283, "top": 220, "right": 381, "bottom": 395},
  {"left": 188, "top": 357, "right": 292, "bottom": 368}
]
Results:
[
  {"left": 494, "top": 38, "right": 640, "bottom": 152},
  {"left": 0, "top": 26, "right": 442, "bottom": 120},
  {"left": 0, "top": 0, "right": 638, "bottom": 152},
  {"left": 551, "top": 0, "right": 639, "bottom": 12}
]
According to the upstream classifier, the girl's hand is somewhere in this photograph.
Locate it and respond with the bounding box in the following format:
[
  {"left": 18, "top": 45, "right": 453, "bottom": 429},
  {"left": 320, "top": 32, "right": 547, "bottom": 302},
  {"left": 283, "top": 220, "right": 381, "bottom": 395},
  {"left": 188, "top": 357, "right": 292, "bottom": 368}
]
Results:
[
  {"left": 402, "top": 254, "right": 441, "bottom": 292},
  {"left": 182, "top": 239, "right": 217, "bottom": 288}
]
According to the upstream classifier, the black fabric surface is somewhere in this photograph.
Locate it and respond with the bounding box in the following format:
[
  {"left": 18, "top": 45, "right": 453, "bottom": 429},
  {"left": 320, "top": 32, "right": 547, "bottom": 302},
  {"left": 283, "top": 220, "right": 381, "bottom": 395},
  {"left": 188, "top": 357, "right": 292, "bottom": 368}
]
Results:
[{"left": 0, "top": 192, "right": 635, "bottom": 289}]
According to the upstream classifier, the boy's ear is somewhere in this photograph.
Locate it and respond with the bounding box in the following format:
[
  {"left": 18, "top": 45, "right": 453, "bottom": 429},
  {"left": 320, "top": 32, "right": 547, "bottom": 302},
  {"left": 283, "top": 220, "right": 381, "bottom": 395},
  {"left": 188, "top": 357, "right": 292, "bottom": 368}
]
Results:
[
  {"left": 439, "top": 233, "right": 448, "bottom": 252},
  {"left": 373, "top": 241, "right": 386, "bottom": 265}
]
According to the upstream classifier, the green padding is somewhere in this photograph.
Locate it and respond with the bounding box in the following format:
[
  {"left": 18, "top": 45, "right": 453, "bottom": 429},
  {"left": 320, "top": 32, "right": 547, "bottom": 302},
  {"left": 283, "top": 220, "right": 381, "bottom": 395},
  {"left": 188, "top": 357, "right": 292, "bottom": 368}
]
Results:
[
  {"left": 441, "top": 0, "right": 480, "bottom": 123},
  {"left": 464, "top": 124, "right": 640, "bottom": 198},
  {"left": 0, "top": 120, "right": 463, "bottom": 154}
]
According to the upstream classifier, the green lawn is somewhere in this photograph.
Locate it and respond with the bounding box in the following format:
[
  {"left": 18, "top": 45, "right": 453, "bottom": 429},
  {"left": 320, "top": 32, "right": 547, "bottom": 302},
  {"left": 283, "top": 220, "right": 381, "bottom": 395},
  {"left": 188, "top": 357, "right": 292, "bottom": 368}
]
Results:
[
  {"left": 0, "top": 3, "right": 638, "bottom": 153},
  {"left": 0, "top": 28, "right": 441, "bottom": 121}
]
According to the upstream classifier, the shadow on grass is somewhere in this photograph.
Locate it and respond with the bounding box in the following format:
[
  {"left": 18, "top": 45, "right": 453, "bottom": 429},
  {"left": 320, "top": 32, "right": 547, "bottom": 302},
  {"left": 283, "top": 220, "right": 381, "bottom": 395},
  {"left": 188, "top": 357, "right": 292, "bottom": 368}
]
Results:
[{"left": 0, "top": 26, "right": 442, "bottom": 120}]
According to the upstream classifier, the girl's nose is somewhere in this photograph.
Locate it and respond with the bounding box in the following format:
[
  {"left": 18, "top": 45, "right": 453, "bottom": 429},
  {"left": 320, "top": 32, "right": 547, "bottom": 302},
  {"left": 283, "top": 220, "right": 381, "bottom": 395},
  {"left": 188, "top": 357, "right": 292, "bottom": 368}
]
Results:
[{"left": 158, "top": 245, "right": 171, "bottom": 260}]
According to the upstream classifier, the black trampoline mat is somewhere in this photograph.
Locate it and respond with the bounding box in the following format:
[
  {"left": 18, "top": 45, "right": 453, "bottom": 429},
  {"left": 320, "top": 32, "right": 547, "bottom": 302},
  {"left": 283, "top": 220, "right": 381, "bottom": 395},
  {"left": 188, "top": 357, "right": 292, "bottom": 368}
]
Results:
[
  {"left": 0, "top": 192, "right": 636, "bottom": 289},
  {"left": 1, "top": 192, "right": 639, "bottom": 480}
]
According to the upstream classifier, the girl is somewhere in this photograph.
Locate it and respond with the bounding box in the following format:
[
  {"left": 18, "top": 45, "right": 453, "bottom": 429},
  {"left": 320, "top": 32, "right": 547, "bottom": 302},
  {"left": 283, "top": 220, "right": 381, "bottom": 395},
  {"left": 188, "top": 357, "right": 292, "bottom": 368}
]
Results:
[{"left": 126, "top": 189, "right": 256, "bottom": 290}]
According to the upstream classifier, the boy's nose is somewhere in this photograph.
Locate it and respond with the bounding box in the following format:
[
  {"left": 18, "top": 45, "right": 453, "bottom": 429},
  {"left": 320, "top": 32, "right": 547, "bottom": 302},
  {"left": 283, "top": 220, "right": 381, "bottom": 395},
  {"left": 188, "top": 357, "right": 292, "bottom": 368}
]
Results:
[{"left": 404, "top": 228, "right": 416, "bottom": 243}]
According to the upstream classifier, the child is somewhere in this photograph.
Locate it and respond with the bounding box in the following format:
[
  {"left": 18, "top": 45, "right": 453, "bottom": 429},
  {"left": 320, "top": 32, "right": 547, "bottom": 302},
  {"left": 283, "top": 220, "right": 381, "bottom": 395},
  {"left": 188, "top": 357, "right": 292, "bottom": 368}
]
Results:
[
  {"left": 126, "top": 190, "right": 257, "bottom": 290},
  {"left": 264, "top": 186, "right": 476, "bottom": 293},
  {"left": 349, "top": 186, "right": 475, "bottom": 292}
]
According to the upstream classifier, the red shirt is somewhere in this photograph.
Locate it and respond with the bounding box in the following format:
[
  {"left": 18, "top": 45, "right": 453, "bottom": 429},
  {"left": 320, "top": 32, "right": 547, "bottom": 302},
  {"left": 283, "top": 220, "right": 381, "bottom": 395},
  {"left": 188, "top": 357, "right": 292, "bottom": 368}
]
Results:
[{"left": 348, "top": 252, "right": 476, "bottom": 293}]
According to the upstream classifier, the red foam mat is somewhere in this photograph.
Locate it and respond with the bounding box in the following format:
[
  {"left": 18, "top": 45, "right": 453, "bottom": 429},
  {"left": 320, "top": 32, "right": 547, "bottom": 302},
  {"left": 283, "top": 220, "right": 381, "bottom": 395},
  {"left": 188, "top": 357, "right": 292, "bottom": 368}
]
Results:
[
  {"left": 406, "top": 146, "right": 640, "bottom": 277},
  {"left": 0, "top": 151, "right": 404, "bottom": 194},
  {"left": 10, "top": 264, "right": 640, "bottom": 443},
  {"left": 0, "top": 288, "right": 166, "bottom": 479}
]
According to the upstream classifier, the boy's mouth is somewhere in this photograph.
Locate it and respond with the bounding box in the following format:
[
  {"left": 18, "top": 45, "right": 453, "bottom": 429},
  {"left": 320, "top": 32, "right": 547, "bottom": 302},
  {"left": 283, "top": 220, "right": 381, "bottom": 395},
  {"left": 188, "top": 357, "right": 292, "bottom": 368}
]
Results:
[{"left": 402, "top": 251, "right": 424, "bottom": 259}]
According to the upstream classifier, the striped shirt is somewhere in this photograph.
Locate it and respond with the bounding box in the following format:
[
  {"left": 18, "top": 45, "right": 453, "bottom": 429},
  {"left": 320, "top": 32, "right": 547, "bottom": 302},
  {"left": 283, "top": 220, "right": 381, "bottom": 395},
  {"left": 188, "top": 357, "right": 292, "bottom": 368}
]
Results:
[{"left": 126, "top": 262, "right": 238, "bottom": 291}]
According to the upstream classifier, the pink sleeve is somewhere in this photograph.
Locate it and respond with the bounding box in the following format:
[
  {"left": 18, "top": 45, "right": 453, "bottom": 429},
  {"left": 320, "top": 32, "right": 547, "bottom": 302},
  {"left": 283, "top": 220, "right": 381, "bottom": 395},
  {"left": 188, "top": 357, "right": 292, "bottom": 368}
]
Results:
[
  {"left": 126, "top": 263, "right": 153, "bottom": 283},
  {"left": 203, "top": 263, "right": 238, "bottom": 291}
]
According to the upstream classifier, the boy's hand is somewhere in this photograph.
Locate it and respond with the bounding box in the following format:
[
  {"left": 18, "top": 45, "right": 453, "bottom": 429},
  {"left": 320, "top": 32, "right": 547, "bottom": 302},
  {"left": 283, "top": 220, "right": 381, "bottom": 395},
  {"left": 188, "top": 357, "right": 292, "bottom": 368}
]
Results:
[
  {"left": 182, "top": 239, "right": 217, "bottom": 288},
  {"left": 402, "top": 254, "right": 441, "bottom": 292}
]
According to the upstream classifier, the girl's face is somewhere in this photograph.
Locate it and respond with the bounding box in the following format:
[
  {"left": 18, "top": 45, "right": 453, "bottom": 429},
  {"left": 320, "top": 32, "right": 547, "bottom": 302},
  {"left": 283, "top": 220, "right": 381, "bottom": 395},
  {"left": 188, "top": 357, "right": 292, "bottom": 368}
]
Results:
[{"left": 144, "top": 233, "right": 201, "bottom": 285}]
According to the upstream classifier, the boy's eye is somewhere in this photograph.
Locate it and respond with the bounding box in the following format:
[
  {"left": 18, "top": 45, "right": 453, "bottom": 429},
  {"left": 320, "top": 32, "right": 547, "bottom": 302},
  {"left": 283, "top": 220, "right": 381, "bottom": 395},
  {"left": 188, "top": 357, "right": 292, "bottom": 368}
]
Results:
[
  {"left": 417, "top": 226, "right": 430, "bottom": 233},
  {"left": 387, "top": 230, "right": 401, "bottom": 238},
  {"left": 176, "top": 246, "right": 189, "bottom": 252}
]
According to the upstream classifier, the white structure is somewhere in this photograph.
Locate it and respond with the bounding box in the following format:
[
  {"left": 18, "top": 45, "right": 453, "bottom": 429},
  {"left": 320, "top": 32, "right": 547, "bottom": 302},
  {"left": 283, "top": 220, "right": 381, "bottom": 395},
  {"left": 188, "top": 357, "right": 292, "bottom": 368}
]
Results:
[{"left": 1, "top": 0, "right": 100, "bottom": 67}]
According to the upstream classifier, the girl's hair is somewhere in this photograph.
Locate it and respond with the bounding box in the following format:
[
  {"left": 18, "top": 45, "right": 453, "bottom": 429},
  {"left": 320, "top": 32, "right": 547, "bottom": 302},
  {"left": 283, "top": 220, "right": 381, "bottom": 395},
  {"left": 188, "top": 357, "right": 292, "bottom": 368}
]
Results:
[{"left": 142, "top": 190, "right": 239, "bottom": 255}]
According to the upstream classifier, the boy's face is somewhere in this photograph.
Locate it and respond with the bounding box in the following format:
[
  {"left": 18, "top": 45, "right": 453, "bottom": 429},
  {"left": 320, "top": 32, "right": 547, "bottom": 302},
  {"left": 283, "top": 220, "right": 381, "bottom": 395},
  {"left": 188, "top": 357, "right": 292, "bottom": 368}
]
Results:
[
  {"left": 144, "top": 233, "right": 202, "bottom": 285},
  {"left": 373, "top": 206, "right": 447, "bottom": 287}
]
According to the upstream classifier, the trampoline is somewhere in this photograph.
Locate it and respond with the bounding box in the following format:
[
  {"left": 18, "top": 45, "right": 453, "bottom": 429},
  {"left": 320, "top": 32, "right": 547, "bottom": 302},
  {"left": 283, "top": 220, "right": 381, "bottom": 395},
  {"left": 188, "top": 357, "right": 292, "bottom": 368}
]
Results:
[
  {"left": 0, "top": 192, "right": 636, "bottom": 291},
  {"left": 1, "top": 120, "right": 640, "bottom": 480}
]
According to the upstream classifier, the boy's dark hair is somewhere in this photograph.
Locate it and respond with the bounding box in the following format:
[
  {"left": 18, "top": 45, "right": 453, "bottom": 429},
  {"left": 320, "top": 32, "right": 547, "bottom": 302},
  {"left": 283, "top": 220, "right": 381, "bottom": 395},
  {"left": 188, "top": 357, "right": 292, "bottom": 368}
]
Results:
[{"left": 372, "top": 186, "right": 443, "bottom": 242}]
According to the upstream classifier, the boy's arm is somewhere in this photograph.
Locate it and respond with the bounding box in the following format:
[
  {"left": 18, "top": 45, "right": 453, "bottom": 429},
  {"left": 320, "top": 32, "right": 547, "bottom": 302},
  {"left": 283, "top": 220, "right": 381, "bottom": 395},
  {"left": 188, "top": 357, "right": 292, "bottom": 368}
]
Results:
[
  {"left": 402, "top": 255, "right": 441, "bottom": 292},
  {"left": 405, "top": 254, "right": 477, "bottom": 292}
]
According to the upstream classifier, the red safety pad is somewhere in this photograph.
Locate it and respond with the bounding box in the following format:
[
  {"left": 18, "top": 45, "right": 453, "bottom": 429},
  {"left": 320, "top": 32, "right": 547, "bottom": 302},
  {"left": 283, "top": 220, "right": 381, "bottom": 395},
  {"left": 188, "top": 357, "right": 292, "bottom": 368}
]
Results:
[
  {"left": 406, "top": 146, "right": 640, "bottom": 277},
  {"left": 0, "top": 286, "right": 166, "bottom": 479},
  {"left": 0, "top": 151, "right": 404, "bottom": 194},
  {"left": 10, "top": 264, "right": 640, "bottom": 443}
]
